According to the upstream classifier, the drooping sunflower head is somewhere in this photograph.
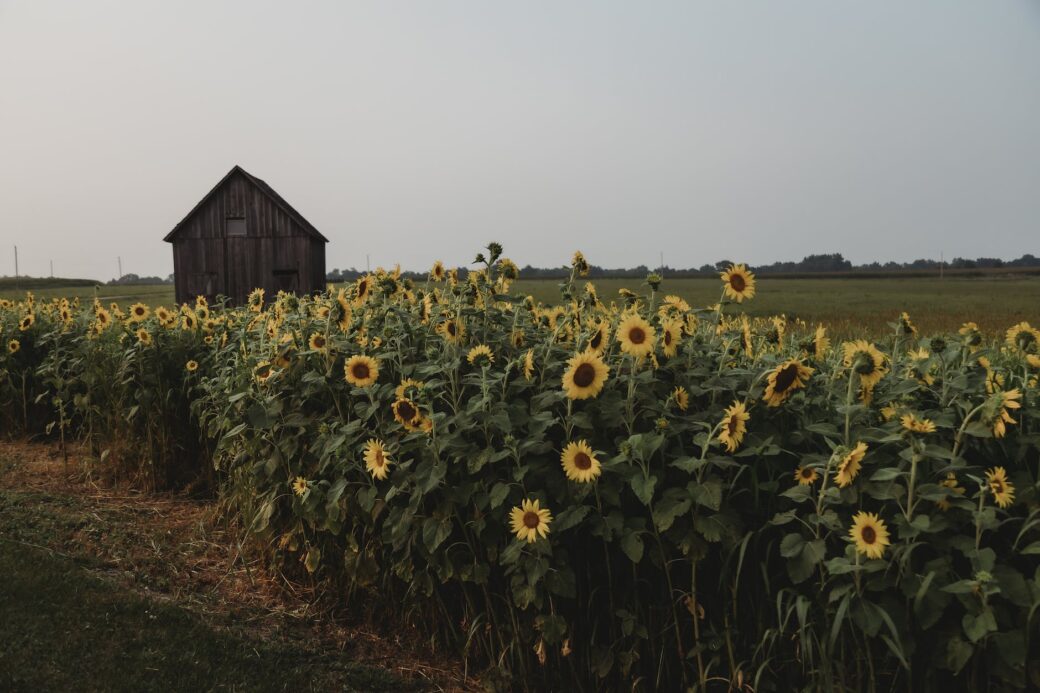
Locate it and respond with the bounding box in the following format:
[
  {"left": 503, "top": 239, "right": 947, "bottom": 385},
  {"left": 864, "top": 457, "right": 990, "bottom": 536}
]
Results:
[
  {"left": 898, "top": 312, "right": 917, "bottom": 337},
  {"left": 431, "top": 260, "right": 446, "bottom": 281},
  {"left": 571, "top": 251, "right": 589, "bottom": 277},
  {"left": 561, "top": 349, "right": 610, "bottom": 400},
  {"left": 395, "top": 378, "right": 424, "bottom": 401},
  {"left": 720, "top": 264, "right": 756, "bottom": 303},
  {"left": 958, "top": 321, "right": 982, "bottom": 348},
  {"left": 718, "top": 400, "right": 751, "bottom": 453},
  {"left": 509, "top": 498, "right": 553, "bottom": 543},
  {"left": 849, "top": 511, "right": 890, "bottom": 560},
  {"left": 985, "top": 388, "right": 1022, "bottom": 438},
  {"left": 560, "top": 440, "right": 602, "bottom": 483},
  {"left": 834, "top": 442, "right": 868, "bottom": 488},
  {"left": 842, "top": 340, "right": 887, "bottom": 389},
  {"left": 671, "top": 386, "right": 689, "bottom": 412},
  {"left": 344, "top": 355, "right": 379, "bottom": 388},
  {"left": 762, "top": 359, "right": 814, "bottom": 407},
  {"left": 985, "top": 467, "right": 1015, "bottom": 508},
  {"left": 900, "top": 413, "right": 936, "bottom": 434},
  {"left": 794, "top": 466, "right": 819, "bottom": 486},
  {"left": 466, "top": 344, "right": 494, "bottom": 368},
  {"left": 616, "top": 314, "right": 655, "bottom": 359},
  {"left": 363, "top": 438, "right": 392, "bottom": 480},
  {"left": 248, "top": 288, "right": 265, "bottom": 312},
  {"left": 1006, "top": 322, "right": 1040, "bottom": 353},
  {"left": 659, "top": 319, "right": 682, "bottom": 358},
  {"left": 936, "top": 472, "right": 965, "bottom": 511},
  {"left": 814, "top": 326, "right": 830, "bottom": 360},
  {"left": 523, "top": 349, "right": 535, "bottom": 381}
]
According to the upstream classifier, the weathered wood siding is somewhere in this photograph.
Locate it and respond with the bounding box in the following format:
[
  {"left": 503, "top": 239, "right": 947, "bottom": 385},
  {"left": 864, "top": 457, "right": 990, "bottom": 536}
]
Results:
[{"left": 170, "top": 170, "right": 326, "bottom": 305}]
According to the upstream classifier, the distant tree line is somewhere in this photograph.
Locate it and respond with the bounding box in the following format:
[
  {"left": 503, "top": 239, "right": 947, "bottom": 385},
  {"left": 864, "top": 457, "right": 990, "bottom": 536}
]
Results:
[
  {"left": 106, "top": 273, "right": 175, "bottom": 285},
  {"left": 326, "top": 253, "right": 1040, "bottom": 281}
]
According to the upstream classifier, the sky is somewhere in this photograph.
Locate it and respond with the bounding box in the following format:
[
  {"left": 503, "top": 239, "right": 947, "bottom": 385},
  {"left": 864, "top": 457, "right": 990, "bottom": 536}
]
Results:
[{"left": 1, "top": 1, "right": 1038, "bottom": 280}]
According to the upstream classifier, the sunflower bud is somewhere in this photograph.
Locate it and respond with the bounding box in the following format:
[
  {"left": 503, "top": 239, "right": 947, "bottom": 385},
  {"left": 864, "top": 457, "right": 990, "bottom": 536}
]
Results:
[{"left": 645, "top": 272, "right": 662, "bottom": 291}]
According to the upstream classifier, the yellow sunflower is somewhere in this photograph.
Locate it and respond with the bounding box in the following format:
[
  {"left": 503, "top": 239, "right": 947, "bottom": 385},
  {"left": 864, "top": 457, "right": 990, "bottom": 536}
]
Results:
[
  {"left": 898, "top": 312, "right": 917, "bottom": 337},
  {"left": 7, "top": 339, "right": 19, "bottom": 354},
  {"left": 431, "top": 260, "right": 446, "bottom": 281},
  {"left": 762, "top": 359, "right": 813, "bottom": 407},
  {"left": 616, "top": 314, "right": 655, "bottom": 359},
  {"left": 659, "top": 319, "right": 682, "bottom": 358},
  {"left": 308, "top": 333, "right": 328, "bottom": 352},
  {"left": 391, "top": 398, "right": 421, "bottom": 427},
  {"left": 720, "top": 264, "right": 756, "bottom": 303},
  {"left": 509, "top": 498, "right": 553, "bottom": 543},
  {"left": 438, "top": 317, "right": 466, "bottom": 345},
  {"left": 671, "top": 386, "right": 689, "bottom": 412},
  {"left": 136, "top": 328, "right": 153, "bottom": 346},
  {"left": 1027, "top": 354, "right": 1040, "bottom": 369},
  {"left": 842, "top": 340, "right": 887, "bottom": 389},
  {"left": 986, "top": 467, "right": 1014, "bottom": 508},
  {"left": 1006, "top": 322, "right": 1040, "bottom": 352},
  {"left": 354, "top": 275, "right": 372, "bottom": 305},
  {"left": 794, "top": 466, "right": 819, "bottom": 486},
  {"left": 363, "top": 439, "right": 392, "bottom": 480},
  {"left": 849, "top": 511, "right": 890, "bottom": 560},
  {"left": 128, "top": 303, "right": 150, "bottom": 322},
  {"left": 185, "top": 360, "right": 199, "bottom": 372},
  {"left": 561, "top": 349, "right": 610, "bottom": 400},
  {"left": 586, "top": 320, "right": 609, "bottom": 354},
  {"left": 254, "top": 361, "right": 274, "bottom": 383},
  {"left": 936, "top": 472, "right": 965, "bottom": 511},
  {"left": 560, "top": 440, "right": 602, "bottom": 483},
  {"left": 291, "top": 476, "right": 309, "bottom": 496},
  {"left": 718, "top": 400, "right": 750, "bottom": 453},
  {"left": 989, "top": 389, "right": 1022, "bottom": 438},
  {"left": 344, "top": 355, "right": 379, "bottom": 388},
  {"left": 959, "top": 321, "right": 982, "bottom": 348},
  {"left": 814, "top": 325, "right": 830, "bottom": 359},
  {"left": 466, "top": 344, "right": 494, "bottom": 367},
  {"left": 523, "top": 349, "right": 535, "bottom": 381},
  {"left": 18, "top": 313, "right": 34, "bottom": 331},
  {"left": 248, "top": 288, "right": 265, "bottom": 312},
  {"left": 395, "top": 378, "right": 424, "bottom": 400},
  {"left": 834, "top": 442, "right": 868, "bottom": 488},
  {"left": 901, "top": 413, "right": 936, "bottom": 434}
]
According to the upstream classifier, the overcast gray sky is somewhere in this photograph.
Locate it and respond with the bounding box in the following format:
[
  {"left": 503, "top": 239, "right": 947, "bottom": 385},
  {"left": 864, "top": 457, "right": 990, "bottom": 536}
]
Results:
[{"left": 1, "top": 1, "right": 1038, "bottom": 280}]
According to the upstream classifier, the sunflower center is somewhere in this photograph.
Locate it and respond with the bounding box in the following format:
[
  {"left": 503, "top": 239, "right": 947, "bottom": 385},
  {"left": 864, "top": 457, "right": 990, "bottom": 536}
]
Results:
[
  {"left": 590, "top": 331, "right": 603, "bottom": 349},
  {"left": 373, "top": 450, "right": 384, "bottom": 466},
  {"left": 573, "top": 363, "right": 596, "bottom": 388},
  {"left": 314, "top": 336, "right": 325, "bottom": 348},
  {"left": 396, "top": 401, "right": 417, "bottom": 421},
  {"left": 774, "top": 365, "right": 799, "bottom": 393},
  {"left": 801, "top": 468, "right": 813, "bottom": 479},
  {"left": 574, "top": 452, "right": 592, "bottom": 470},
  {"left": 664, "top": 332, "right": 672, "bottom": 346},
  {"left": 853, "top": 352, "right": 876, "bottom": 375},
  {"left": 256, "top": 366, "right": 271, "bottom": 378},
  {"left": 727, "top": 417, "right": 739, "bottom": 435},
  {"left": 353, "top": 363, "right": 370, "bottom": 379},
  {"left": 447, "top": 322, "right": 457, "bottom": 336},
  {"left": 628, "top": 327, "right": 646, "bottom": 345},
  {"left": 729, "top": 274, "right": 746, "bottom": 292},
  {"left": 861, "top": 526, "right": 877, "bottom": 544},
  {"left": 523, "top": 511, "right": 541, "bottom": 529}
]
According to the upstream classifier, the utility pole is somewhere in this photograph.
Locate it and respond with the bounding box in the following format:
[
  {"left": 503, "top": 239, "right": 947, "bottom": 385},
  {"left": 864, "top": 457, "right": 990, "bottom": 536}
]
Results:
[
  {"left": 13, "top": 245, "right": 17, "bottom": 277},
  {"left": 366, "top": 254, "right": 370, "bottom": 273},
  {"left": 940, "top": 252, "right": 944, "bottom": 280},
  {"left": 50, "top": 260, "right": 54, "bottom": 278},
  {"left": 117, "top": 256, "right": 123, "bottom": 280},
  {"left": 660, "top": 251, "right": 664, "bottom": 275}
]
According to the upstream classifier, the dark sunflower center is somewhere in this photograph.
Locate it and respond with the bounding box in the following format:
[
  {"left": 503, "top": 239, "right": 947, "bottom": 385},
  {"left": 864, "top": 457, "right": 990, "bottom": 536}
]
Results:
[
  {"left": 629, "top": 327, "right": 646, "bottom": 345},
  {"left": 256, "top": 366, "right": 271, "bottom": 378},
  {"left": 573, "top": 363, "right": 596, "bottom": 388},
  {"left": 801, "top": 469, "right": 813, "bottom": 479},
  {"left": 314, "top": 337, "right": 325, "bottom": 348},
  {"left": 991, "top": 480, "right": 1004, "bottom": 494},
  {"left": 396, "top": 401, "right": 417, "bottom": 421},
  {"left": 447, "top": 322, "right": 457, "bottom": 336},
  {"left": 373, "top": 450, "right": 384, "bottom": 466},
  {"left": 853, "top": 352, "right": 876, "bottom": 375},
  {"left": 727, "top": 417, "right": 740, "bottom": 435},
  {"left": 574, "top": 452, "right": 592, "bottom": 470},
  {"left": 729, "top": 274, "right": 746, "bottom": 292},
  {"left": 523, "top": 511, "right": 541, "bottom": 529},
  {"left": 861, "top": 526, "right": 876, "bottom": 544},
  {"left": 664, "top": 331, "right": 672, "bottom": 346},
  {"left": 1018, "top": 332, "right": 1036, "bottom": 348},
  {"left": 135, "top": 308, "right": 144, "bottom": 316},
  {"left": 774, "top": 364, "right": 799, "bottom": 393},
  {"left": 590, "top": 331, "right": 603, "bottom": 349},
  {"left": 353, "top": 363, "right": 370, "bottom": 379}
]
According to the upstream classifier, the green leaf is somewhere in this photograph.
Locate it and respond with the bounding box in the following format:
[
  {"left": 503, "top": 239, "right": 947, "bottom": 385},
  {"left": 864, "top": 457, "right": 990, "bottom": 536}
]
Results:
[
  {"left": 780, "top": 533, "right": 805, "bottom": 558},
  {"left": 962, "top": 610, "right": 997, "bottom": 643},
  {"left": 489, "top": 482, "right": 511, "bottom": 509},
  {"left": 621, "top": 530, "right": 644, "bottom": 563},
  {"left": 652, "top": 493, "right": 691, "bottom": 532},
  {"left": 689, "top": 478, "right": 722, "bottom": 511},
  {"left": 554, "top": 504, "right": 591, "bottom": 532},
  {"left": 630, "top": 474, "right": 657, "bottom": 506},
  {"left": 304, "top": 546, "right": 321, "bottom": 574}
]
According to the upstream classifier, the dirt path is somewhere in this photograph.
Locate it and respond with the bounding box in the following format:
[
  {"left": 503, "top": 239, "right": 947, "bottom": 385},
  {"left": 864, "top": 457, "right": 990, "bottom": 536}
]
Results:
[{"left": 0, "top": 440, "right": 473, "bottom": 692}]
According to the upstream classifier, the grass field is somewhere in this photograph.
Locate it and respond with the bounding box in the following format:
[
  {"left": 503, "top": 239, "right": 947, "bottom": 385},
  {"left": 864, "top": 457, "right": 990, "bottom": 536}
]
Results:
[{"left": 3, "top": 274, "right": 1038, "bottom": 336}]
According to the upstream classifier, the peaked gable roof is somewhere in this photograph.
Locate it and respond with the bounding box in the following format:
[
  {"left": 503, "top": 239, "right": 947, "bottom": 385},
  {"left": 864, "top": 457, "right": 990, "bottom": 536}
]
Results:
[{"left": 164, "top": 165, "right": 329, "bottom": 243}]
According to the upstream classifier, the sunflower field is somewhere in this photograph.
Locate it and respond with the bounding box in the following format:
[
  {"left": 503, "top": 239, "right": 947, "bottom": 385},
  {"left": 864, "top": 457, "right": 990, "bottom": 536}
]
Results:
[{"left": 2, "top": 244, "right": 1040, "bottom": 691}]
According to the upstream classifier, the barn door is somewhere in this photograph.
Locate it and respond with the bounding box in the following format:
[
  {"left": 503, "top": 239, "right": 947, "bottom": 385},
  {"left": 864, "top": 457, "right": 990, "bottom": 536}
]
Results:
[{"left": 224, "top": 216, "right": 247, "bottom": 304}]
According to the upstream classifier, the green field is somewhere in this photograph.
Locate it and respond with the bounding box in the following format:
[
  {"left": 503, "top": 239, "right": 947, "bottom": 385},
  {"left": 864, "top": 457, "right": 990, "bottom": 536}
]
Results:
[{"left": 4, "top": 274, "right": 1038, "bottom": 337}]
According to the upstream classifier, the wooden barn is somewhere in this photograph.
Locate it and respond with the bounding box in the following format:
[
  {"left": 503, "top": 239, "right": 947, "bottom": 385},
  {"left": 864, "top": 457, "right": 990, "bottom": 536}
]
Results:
[{"left": 164, "top": 165, "right": 328, "bottom": 306}]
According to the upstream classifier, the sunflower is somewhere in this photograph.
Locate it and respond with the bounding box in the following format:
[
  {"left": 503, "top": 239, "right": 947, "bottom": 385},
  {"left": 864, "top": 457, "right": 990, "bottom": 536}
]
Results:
[
  {"left": 586, "top": 320, "right": 609, "bottom": 354},
  {"left": 509, "top": 498, "right": 553, "bottom": 543},
  {"left": 720, "top": 264, "right": 756, "bottom": 303},
  {"left": 308, "top": 333, "right": 328, "bottom": 352},
  {"left": 7, "top": 339, "right": 19, "bottom": 354},
  {"left": 900, "top": 413, "right": 936, "bottom": 434},
  {"left": 659, "top": 319, "right": 682, "bottom": 358},
  {"left": 740, "top": 316, "right": 753, "bottom": 358},
  {"left": 363, "top": 439, "right": 392, "bottom": 480},
  {"left": 986, "top": 467, "right": 1015, "bottom": 508},
  {"left": 571, "top": 251, "right": 589, "bottom": 276},
  {"left": 834, "top": 442, "right": 867, "bottom": 488},
  {"left": 794, "top": 466, "right": 818, "bottom": 485},
  {"left": 248, "top": 288, "right": 265, "bottom": 312},
  {"left": 128, "top": 303, "right": 150, "bottom": 322},
  {"left": 560, "top": 440, "right": 602, "bottom": 483},
  {"left": 185, "top": 360, "right": 199, "bottom": 372},
  {"left": 814, "top": 326, "right": 830, "bottom": 359},
  {"left": 136, "top": 328, "right": 153, "bottom": 346},
  {"left": 842, "top": 341, "right": 887, "bottom": 389},
  {"left": 253, "top": 361, "right": 274, "bottom": 383},
  {"left": 395, "top": 378, "right": 424, "bottom": 400},
  {"left": 849, "top": 511, "right": 890, "bottom": 560},
  {"left": 561, "top": 349, "right": 610, "bottom": 400},
  {"left": 671, "top": 386, "right": 689, "bottom": 412},
  {"left": 292, "top": 476, "right": 309, "bottom": 496},
  {"left": 431, "top": 260, "right": 446, "bottom": 281},
  {"left": 616, "top": 314, "right": 655, "bottom": 359},
  {"left": 182, "top": 311, "right": 198, "bottom": 331},
  {"left": 898, "top": 312, "right": 917, "bottom": 337},
  {"left": 1027, "top": 354, "right": 1040, "bottom": 369},
  {"left": 438, "top": 317, "right": 466, "bottom": 345},
  {"left": 391, "top": 398, "right": 421, "bottom": 427},
  {"left": 18, "top": 314, "right": 34, "bottom": 331},
  {"left": 155, "top": 306, "right": 175, "bottom": 328},
  {"left": 936, "top": 472, "right": 965, "bottom": 511},
  {"left": 958, "top": 321, "right": 982, "bottom": 348},
  {"left": 523, "top": 349, "right": 535, "bottom": 381},
  {"left": 718, "top": 400, "right": 750, "bottom": 453},
  {"left": 762, "top": 359, "right": 813, "bottom": 407},
  {"left": 467, "top": 344, "right": 494, "bottom": 367},
  {"left": 989, "top": 389, "right": 1022, "bottom": 438},
  {"left": 1006, "top": 322, "right": 1040, "bottom": 353},
  {"left": 344, "top": 355, "right": 379, "bottom": 388}
]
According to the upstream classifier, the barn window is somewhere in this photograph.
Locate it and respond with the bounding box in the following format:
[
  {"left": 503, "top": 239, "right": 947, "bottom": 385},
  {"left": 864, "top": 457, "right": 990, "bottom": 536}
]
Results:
[{"left": 226, "top": 217, "right": 246, "bottom": 237}]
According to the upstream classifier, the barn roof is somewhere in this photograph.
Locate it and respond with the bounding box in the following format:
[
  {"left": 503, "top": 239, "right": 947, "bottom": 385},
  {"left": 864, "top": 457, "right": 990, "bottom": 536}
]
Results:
[{"left": 164, "top": 165, "right": 329, "bottom": 243}]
